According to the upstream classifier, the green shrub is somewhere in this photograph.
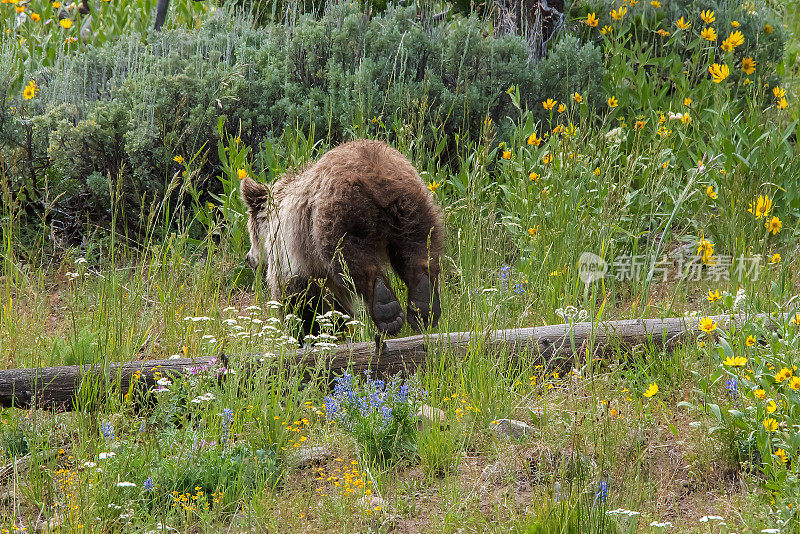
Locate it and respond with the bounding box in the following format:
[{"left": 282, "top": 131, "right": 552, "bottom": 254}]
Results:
[{"left": 3, "top": 4, "right": 606, "bottom": 240}]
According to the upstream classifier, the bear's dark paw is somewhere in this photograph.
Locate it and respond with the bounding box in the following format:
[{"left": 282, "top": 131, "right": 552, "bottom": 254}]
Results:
[
  {"left": 373, "top": 277, "right": 405, "bottom": 335},
  {"left": 407, "top": 274, "right": 441, "bottom": 332}
]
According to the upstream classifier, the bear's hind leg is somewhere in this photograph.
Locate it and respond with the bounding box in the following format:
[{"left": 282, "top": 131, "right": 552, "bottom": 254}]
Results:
[{"left": 328, "top": 239, "right": 405, "bottom": 336}]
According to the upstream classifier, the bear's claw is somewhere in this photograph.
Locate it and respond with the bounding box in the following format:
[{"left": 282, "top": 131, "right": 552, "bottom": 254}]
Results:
[{"left": 373, "top": 277, "right": 405, "bottom": 335}]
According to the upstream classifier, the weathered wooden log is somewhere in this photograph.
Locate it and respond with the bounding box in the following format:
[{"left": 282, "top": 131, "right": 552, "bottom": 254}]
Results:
[{"left": 0, "top": 313, "right": 782, "bottom": 411}]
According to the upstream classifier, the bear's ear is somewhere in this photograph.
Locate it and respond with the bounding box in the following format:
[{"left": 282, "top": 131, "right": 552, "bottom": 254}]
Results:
[{"left": 240, "top": 175, "right": 270, "bottom": 213}]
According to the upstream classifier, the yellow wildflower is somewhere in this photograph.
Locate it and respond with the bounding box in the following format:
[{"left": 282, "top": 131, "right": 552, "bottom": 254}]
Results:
[
  {"left": 723, "top": 355, "right": 747, "bottom": 367},
  {"left": 763, "top": 417, "right": 778, "bottom": 431},
  {"left": 746, "top": 335, "right": 756, "bottom": 347},
  {"left": 731, "top": 20, "right": 739, "bottom": 27},
  {"left": 770, "top": 253, "right": 781, "bottom": 264},
  {"left": 527, "top": 132, "right": 542, "bottom": 146},
  {"left": 764, "top": 24, "right": 773, "bottom": 34},
  {"left": 542, "top": 98, "right": 557, "bottom": 110},
  {"left": 427, "top": 181, "right": 439, "bottom": 192},
  {"left": 607, "top": 96, "right": 619, "bottom": 108},
  {"left": 707, "top": 290, "right": 721, "bottom": 302},
  {"left": 610, "top": 6, "right": 626, "bottom": 20},
  {"left": 22, "top": 81, "right": 38, "bottom": 100},
  {"left": 173, "top": 155, "right": 184, "bottom": 164},
  {"left": 529, "top": 172, "right": 540, "bottom": 182},
  {"left": 237, "top": 169, "right": 248, "bottom": 180},
  {"left": 60, "top": 18, "right": 72, "bottom": 28},
  {"left": 502, "top": 150, "right": 512, "bottom": 160},
  {"left": 557, "top": 103, "right": 566, "bottom": 113},
  {"left": 643, "top": 383, "right": 658, "bottom": 398},
  {"left": 777, "top": 97, "right": 788, "bottom": 110},
  {"left": 748, "top": 195, "right": 772, "bottom": 219},
  {"left": 706, "top": 185, "right": 717, "bottom": 199},
  {"left": 675, "top": 17, "right": 690, "bottom": 30},
  {"left": 698, "top": 317, "right": 717, "bottom": 333},
  {"left": 601, "top": 25, "right": 612, "bottom": 35},
  {"left": 754, "top": 388, "right": 765, "bottom": 399},
  {"left": 700, "top": 9, "right": 715, "bottom": 24},
  {"left": 586, "top": 12, "right": 599, "bottom": 27},
  {"left": 765, "top": 216, "right": 782, "bottom": 235},
  {"left": 741, "top": 57, "right": 756, "bottom": 75},
  {"left": 721, "top": 30, "right": 744, "bottom": 52},
  {"left": 775, "top": 448, "right": 788, "bottom": 463},
  {"left": 650, "top": 0, "right": 660, "bottom": 7},
  {"left": 572, "top": 92, "right": 583, "bottom": 103},
  {"left": 708, "top": 63, "right": 729, "bottom": 83},
  {"left": 701, "top": 27, "right": 717, "bottom": 41}
]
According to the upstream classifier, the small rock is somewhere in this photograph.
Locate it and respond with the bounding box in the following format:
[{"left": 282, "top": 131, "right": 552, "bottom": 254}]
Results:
[
  {"left": 293, "top": 445, "right": 334, "bottom": 468},
  {"left": 492, "top": 418, "right": 534, "bottom": 439},
  {"left": 417, "top": 404, "right": 446, "bottom": 431}
]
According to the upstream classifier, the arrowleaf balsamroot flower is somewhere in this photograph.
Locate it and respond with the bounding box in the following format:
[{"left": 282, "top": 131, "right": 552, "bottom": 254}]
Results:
[
  {"left": 698, "top": 317, "right": 717, "bottom": 333},
  {"left": 741, "top": 57, "right": 756, "bottom": 75},
  {"left": 542, "top": 98, "right": 557, "bottom": 110},
  {"left": 723, "top": 355, "right": 747, "bottom": 367},
  {"left": 701, "top": 27, "right": 717, "bottom": 41},
  {"left": 773, "top": 86, "right": 786, "bottom": 99},
  {"left": 708, "top": 63, "right": 729, "bottom": 83},
  {"left": 527, "top": 132, "right": 542, "bottom": 146},
  {"left": 763, "top": 417, "right": 778, "bottom": 432},
  {"left": 22, "top": 81, "right": 38, "bottom": 100},
  {"left": 748, "top": 195, "right": 772, "bottom": 219},
  {"left": 610, "top": 6, "right": 626, "bottom": 20},
  {"left": 706, "top": 186, "right": 717, "bottom": 199},
  {"left": 643, "top": 383, "right": 658, "bottom": 398},
  {"left": 607, "top": 96, "right": 619, "bottom": 108},
  {"left": 572, "top": 92, "right": 583, "bottom": 103},
  {"left": 720, "top": 30, "right": 744, "bottom": 52},
  {"left": 765, "top": 216, "right": 782, "bottom": 235},
  {"left": 585, "top": 12, "right": 598, "bottom": 27},
  {"left": 700, "top": 9, "right": 715, "bottom": 24},
  {"left": 675, "top": 17, "right": 690, "bottom": 29},
  {"left": 707, "top": 290, "right": 721, "bottom": 302},
  {"left": 237, "top": 169, "right": 248, "bottom": 180},
  {"left": 697, "top": 235, "right": 714, "bottom": 264}
]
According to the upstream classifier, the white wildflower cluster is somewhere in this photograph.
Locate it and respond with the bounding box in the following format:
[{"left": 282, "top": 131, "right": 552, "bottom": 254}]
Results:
[
  {"left": 731, "top": 287, "right": 746, "bottom": 312},
  {"left": 606, "top": 508, "right": 640, "bottom": 518},
  {"left": 190, "top": 392, "right": 216, "bottom": 404},
  {"left": 66, "top": 257, "right": 90, "bottom": 280},
  {"left": 555, "top": 305, "right": 588, "bottom": 323}
]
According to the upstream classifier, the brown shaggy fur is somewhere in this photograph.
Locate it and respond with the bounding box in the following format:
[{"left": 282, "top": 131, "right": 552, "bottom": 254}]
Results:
[{"left": 241, "top": 139, "right": 443, "bottom": 336}]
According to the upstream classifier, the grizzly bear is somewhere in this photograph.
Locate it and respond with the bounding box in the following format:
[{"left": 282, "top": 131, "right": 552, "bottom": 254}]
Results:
[{"left": 240, "top": 139, "right": 443, "bottom": 337}]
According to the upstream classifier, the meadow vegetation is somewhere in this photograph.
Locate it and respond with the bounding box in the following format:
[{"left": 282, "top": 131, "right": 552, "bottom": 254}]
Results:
[{"left": 1, "top": 0, "right": 800, "bottom": 531}]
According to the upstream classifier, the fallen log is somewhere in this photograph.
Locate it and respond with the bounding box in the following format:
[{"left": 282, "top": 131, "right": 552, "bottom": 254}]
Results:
[{"left": 0, "top": 313, "right": 783, "bottom": 411}]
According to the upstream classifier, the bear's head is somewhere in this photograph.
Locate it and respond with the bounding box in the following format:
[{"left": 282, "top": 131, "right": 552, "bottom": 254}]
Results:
[{"left": 240, "top": 175, "right": 272, "bottom": 271}]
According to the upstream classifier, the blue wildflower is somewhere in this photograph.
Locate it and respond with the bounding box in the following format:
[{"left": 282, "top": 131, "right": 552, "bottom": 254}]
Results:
[
  {"left": 499, "top": 265, "right": 512, "bottom": 285},
  {"left": 595, "top": 481, "right": 608, "bottom": 504},
  {"left": 513, "top": 282, "right": 526, "bottom": 294},
  {"left": 222, "top": 408, "right": 234, "bottom": 426},
  {"left": 101, "top": 422, "right": 114, "bottom": 440},
  {"left": 725, "top": 377, "right": 739, "bottom": 398},
  {"left": 143, "top": 477, "right": 153, "bottom": 491}
]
